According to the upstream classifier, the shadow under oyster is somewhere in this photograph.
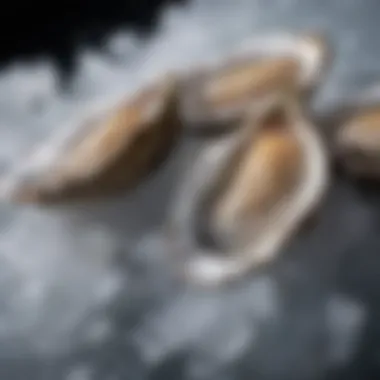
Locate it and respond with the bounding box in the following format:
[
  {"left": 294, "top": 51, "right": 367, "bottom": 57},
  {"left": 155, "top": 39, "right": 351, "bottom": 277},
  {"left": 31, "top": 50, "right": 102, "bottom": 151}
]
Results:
[
  {"left": 166, "top": 91, "right": 330, "bottom": 287},
  {"left": 0, "top": 74, "right": 183, "bottom": 205}
]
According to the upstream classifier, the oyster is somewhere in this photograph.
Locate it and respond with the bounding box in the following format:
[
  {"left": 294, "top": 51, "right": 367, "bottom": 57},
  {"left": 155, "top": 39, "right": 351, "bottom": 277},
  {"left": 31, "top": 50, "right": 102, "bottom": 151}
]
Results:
[
  {"left": 316, "top": 85, "right": 380, "bottom": 179},
  {"left": 180, "top": 32, "right": 330, "bottom": 133},
  {"left": 0, "top": 74, "right": 182, "bottom": 205},
  {"left": 335, "top": 106, "right": 380, "bottom": 178},
  {"left": 166, "top": 92, "right": 329, "bottom": 287}
]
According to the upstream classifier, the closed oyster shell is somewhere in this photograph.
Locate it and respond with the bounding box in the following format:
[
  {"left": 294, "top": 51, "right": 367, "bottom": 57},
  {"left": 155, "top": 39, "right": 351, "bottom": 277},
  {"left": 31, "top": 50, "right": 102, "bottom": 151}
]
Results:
[
  {"left": 0, "top": 74, "right": 182, "bottom": 205},
  {"left": 166, "top": 92, "right": 329, "bottom": 287},
  {"left": 180, "top": 32, "right": 330, "bottom": 133}
]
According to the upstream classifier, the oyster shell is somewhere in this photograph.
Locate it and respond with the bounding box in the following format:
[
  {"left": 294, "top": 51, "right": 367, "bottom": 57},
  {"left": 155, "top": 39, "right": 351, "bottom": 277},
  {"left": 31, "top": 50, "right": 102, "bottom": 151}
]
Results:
[
  {"left": 335, "top": 106, "right": 380, "bottom": 178},
  {"left": 167, "top": 91, "right": 329, "bottom": 287},
  {"left": 0, "top": 74, "right": 182, "bottom": 205},
  {"left": 316, "top": 85, "right": 380, "bottom": 179},
  {"left": 180, "top": 32, "right": 330, "bottom": 133}
]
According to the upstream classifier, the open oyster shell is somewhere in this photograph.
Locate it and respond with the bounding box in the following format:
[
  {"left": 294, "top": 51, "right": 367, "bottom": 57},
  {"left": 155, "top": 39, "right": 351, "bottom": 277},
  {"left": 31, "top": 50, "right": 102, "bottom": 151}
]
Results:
[
  {"left": 335, "top": 105, "right": 380, "bottom": 178},
  {"left": 314, "top": 85, "right": 380, "bottom": 179},
  {"left": 0, "top": 74, "right": 182, "bottom": 205},
  {"left": 166, "top": 91, "right": 329, "bottom": 287},
  {"left": 180, "top": 32, "right": 330, "bottom": 133}
]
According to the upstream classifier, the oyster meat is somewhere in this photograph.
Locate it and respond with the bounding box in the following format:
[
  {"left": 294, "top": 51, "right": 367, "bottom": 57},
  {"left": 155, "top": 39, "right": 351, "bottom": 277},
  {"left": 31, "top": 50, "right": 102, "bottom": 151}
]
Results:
[
  {"left": 0, "top": 74, "right": 182, "bottom": 205},
  {"left": 180, "top": 32, "right": 330, "bottom": 132},
  {"left": 336, "top": 106, "right": 380, "bottom": 178},
  {"left": 167, "top": 92, "right": 330, "bottom": 287}
]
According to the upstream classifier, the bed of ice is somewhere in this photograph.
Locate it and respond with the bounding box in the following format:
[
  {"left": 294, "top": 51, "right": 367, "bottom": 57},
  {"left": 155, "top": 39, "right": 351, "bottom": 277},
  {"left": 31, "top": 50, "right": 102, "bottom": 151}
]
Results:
[{"left": 1, "top": 0, "right": 380, "bottom": 379}]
